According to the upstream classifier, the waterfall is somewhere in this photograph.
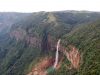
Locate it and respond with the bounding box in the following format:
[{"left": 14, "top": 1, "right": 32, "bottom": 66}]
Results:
[{"left": 53, "top": 39, "right": 61, "bottom": 68}]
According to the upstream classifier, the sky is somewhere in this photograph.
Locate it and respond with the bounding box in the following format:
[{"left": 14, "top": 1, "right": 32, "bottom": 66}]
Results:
[{"left": 0, "top": 0, "right": 100, "bottom": 12}]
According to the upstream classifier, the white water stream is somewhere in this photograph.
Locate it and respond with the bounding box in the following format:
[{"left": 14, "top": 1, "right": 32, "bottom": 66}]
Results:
[{"left": 53, "top": 39, "right": 61, "bottom": 68}]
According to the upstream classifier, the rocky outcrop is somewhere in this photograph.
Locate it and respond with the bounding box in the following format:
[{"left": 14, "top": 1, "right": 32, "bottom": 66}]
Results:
[
  {"left": 64, "top": 45, "right": 80, "bottom": 69},
  {"left": 48, "top": 35, "right": 56, "bottom": 50},
  {"left": 10, "top": 28, "right": 27, "bottom": 41},
  {"left": 10, "top": 29, "right": 41, "bottom": 48},
  {"left": 26, "top": 36, "right": 41, "bottom": 48},
  {"left": 27, "top": 57, "right": 55, "bottom": 75}
]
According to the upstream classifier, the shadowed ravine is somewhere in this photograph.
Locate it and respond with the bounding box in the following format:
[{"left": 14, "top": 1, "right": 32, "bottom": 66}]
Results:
[{"left": 41, "top": 29, "right": 50, "bottom": 53}]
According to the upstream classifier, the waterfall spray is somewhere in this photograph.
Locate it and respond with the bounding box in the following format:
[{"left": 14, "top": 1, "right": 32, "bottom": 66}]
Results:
[
  {"left": 46, "top": 39, "right": 61, "bottom": 74},
  {"left": 53, "top": 39, "right": 61, "bottom": 68}
]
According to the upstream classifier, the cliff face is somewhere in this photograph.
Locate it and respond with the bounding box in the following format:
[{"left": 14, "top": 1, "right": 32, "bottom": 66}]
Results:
[
  {"left": 10, "top": 24, "right": 55, "bottom": 51},
  {"left": 9, "top": 12, "right": 69, "bottom": 52}
]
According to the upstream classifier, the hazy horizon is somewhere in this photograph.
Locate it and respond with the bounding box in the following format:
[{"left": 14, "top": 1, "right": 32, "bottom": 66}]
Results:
[
  {"left": 0, "top": 10, "right": 100, "bottom": 13},
  {"left": 0, "top": 0, "right": 100, "bottom": 12}
]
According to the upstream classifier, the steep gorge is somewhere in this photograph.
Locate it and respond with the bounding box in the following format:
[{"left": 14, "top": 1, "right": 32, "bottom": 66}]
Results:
[{"left": 0, "top": 11, "right": 100, "bottom": 75}]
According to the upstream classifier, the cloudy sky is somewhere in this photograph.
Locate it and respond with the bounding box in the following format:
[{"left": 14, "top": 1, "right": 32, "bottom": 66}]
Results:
[{"left": 0, "top": 0, "right": 100, "bottom": 12}]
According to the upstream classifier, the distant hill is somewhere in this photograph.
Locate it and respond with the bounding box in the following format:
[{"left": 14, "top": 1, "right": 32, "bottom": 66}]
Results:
[{"left": 0, "top": 12, "right": 30, "bottom": 34}]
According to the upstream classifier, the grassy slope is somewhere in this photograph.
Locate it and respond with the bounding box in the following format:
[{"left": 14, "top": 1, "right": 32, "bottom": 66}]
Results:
[{"left": 57, "top": 21, "right": 100, "bottom": 75}]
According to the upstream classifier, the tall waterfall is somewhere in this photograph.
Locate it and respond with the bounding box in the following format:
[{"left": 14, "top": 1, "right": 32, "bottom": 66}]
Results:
[{"left": 53, "top": 39, "right": 61, "bottom": 68}]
